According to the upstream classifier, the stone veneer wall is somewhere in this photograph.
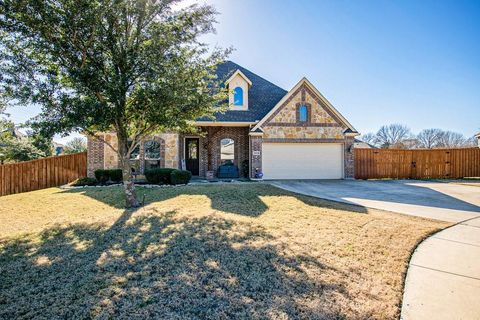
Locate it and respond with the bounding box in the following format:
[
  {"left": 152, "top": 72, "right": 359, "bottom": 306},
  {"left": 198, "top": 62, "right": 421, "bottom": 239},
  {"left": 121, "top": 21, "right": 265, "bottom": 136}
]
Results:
[
  {"left": 87, "top": 132, "right": 179, "bottom": 176},
  {"left": 162, "top": 133, "right": 180, "bottom": 169},
  {"left": 257, "top": 84, "right": 355, "bottom": 179},
  {"left": 263, "top": 85, "right": 345, "bottom": 140},
  {"left": 271, "top": 86, "right": 338, "bottom": 125},
  {"left": 104, "top": 133, "right": 119, "bottom": 169},
  {"left": 344, "top": 136, "right": 355, "bottom": 179},
  {"left": 263, "top": 126, "right": 344, "bottom": 140}
]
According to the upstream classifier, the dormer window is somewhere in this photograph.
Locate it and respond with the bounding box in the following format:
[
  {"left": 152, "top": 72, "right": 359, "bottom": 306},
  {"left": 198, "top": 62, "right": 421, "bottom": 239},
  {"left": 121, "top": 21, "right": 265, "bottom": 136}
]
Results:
[
  {"left": 233, "top": 87, "right": 243, "bottom": 106},
  {"left": 225, "top": 69, "right": 252, "bottom": 110}
]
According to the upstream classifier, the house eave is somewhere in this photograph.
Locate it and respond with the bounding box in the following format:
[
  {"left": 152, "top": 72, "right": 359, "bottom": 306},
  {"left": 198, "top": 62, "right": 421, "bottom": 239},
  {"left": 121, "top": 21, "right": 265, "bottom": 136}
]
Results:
[{"left": 194, "top": 121, "right": 257, "bottom": 127}]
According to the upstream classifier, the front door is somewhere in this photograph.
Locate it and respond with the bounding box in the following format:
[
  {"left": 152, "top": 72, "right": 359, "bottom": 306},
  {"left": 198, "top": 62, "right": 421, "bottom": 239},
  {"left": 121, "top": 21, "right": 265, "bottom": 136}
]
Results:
[{"left": 185, "top": 138, "right": 200, "bottom": 175}]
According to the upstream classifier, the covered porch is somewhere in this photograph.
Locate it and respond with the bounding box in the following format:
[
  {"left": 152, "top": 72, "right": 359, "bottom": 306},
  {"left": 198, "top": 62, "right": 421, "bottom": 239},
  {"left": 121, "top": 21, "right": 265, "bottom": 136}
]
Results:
[{"left": 179, "top": 126, "right": 251, "bottom": 179}]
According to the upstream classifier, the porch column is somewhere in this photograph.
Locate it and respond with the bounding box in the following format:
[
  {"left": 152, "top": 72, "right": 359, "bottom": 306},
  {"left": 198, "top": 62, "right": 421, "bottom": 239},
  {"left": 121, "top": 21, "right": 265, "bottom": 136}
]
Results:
[
  {"left": 344, "top": 135, "right": 355, "bottom": 179},
  {"left": 249, "top": 133, "right": 263, "bottom": 179}
]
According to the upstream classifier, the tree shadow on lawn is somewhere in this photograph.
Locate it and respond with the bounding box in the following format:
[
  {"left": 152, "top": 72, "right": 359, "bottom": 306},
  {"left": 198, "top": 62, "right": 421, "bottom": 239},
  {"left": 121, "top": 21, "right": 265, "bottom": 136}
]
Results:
[
  {"left": 0, "top": 207, "right": 352, "bottom": 319},
  {"left": 62, "top": 183, "right": 369, "bottom": 217}
]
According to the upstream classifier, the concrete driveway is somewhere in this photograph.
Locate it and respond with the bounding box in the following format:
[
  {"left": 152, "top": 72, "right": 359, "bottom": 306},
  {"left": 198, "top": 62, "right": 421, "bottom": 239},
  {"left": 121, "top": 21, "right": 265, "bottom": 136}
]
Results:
[
  {"left": 270, "top": 180, "right": 480, "bottom": 320},
  {"left": 270, "top": 180, "right": 480, "bottom": 223}
]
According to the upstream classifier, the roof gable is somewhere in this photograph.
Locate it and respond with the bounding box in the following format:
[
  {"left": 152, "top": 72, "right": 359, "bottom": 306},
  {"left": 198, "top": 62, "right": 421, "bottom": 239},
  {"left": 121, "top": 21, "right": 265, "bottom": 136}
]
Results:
[
  {"left": 225, "top": 69, "right": 252, "bottom": 87},
  {"left": 252, "top": 78, "right": 358, "bottom": 133}
]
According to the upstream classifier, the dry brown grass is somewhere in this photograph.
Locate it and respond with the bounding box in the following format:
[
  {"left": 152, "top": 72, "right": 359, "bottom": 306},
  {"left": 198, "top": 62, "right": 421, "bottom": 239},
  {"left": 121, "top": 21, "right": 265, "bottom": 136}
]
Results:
[{"left": 0, "top": 184, "right": 449, "bottom": 319}]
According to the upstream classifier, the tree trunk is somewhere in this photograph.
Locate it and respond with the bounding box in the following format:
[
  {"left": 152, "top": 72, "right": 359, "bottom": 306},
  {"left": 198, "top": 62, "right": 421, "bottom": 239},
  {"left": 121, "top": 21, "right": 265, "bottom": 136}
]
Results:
[
  {"left": 122, "top": 159, "right": 139, "bottom": 208},
  {"left": 117, "top": 131, "right": 139, "bottom": 208}
]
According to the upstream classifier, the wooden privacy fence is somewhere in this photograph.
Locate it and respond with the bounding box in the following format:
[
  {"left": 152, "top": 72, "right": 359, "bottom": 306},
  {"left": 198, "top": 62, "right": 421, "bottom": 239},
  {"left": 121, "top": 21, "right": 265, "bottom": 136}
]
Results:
[
  {"left": 0, "top": 152, "right": 87, "bottom": 196},
  {"left": 355, "top": 148, "right": 480, "bottom": 180}
]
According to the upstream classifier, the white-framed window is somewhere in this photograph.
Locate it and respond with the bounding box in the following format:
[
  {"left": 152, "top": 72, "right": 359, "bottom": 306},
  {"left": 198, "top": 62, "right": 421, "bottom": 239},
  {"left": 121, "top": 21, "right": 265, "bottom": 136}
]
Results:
[
  {"left": 220, "top": 138, "right": 234, "bottom": 164},
  {"left": 233, "top": 87, "right": 243, "bottom": 106}
]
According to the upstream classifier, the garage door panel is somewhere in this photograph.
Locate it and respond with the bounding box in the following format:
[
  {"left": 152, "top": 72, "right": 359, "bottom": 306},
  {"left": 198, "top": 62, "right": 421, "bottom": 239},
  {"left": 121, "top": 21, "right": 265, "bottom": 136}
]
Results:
[{"left": 262, "top": 143, "right": 343, "bottom": 179}]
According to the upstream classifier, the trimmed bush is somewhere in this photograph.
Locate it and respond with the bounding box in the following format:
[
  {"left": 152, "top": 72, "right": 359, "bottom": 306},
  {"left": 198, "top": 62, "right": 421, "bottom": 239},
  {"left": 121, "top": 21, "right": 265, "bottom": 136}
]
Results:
[
  {"left": 70, "top": 177, "right": 97, "bottom": 186},
  {"left": 170, "top": 169, "right": 192, "bottom": 185},
  {"left": 94, "top": 169, "right": 123, "bottom": 183},
  {"left": 241, "top": 159, "right": 249, "bottom": 178},
  {"left": 145, "top": 168, "right": 176, "bottom": 184},
  {"left": 108, "top": 169, "right": 123, "bottom": 183},
  {"left": 94, "top": 169, "right": 109, "bottom": 183}
]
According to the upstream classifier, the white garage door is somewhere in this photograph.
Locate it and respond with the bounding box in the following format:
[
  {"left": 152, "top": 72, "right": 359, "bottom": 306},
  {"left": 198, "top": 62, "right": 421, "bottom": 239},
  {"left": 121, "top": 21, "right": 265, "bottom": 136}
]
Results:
[{"left": 262, "top": 143, "right": 343, "bottom": 179}]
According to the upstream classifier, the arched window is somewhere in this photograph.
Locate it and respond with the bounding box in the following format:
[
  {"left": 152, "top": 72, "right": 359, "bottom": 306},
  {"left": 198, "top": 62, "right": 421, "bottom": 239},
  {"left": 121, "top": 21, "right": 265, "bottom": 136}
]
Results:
[
  {"left": 220, "top": 138, "right": 234, "bottom": 164},
  {"left": 144, "top": 140, "right": 161, "bottom": 160},
  {"left": 233, "top": 87, "right": 243, "bottom": 106},
  {"left": 299, "top": 104, "right": 308, "bottom": 122}
]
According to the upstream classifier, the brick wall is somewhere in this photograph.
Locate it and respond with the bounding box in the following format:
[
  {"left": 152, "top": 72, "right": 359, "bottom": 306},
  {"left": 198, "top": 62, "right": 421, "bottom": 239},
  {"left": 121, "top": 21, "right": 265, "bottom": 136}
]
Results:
[
  {"left": 87, "top": 135, "right": 105, "bottom": 178},
  {"left": 249, "top": 135, "right": 262, "bottom": 178},
  {"left": 197, "top": 127, "right": 249, "bottom": 177}
]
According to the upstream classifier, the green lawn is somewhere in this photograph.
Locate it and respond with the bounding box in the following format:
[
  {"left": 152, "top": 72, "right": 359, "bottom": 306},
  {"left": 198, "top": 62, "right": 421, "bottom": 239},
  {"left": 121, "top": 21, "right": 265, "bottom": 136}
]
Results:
[{"left": 0, "top": 184, "right": 449, "bottom": 319}]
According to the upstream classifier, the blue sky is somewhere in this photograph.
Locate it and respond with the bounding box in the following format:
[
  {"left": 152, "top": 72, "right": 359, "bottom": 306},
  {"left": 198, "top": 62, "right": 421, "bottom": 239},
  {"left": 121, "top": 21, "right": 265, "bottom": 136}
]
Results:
[{"left": 7, "top": 0, "right": 480, "bottom": 141}]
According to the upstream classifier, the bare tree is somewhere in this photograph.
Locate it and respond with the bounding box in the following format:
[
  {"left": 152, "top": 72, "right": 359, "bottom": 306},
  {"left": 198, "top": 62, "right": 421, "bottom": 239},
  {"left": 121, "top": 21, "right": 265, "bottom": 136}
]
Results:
[
  {"left": 438, "top": 131, "right": 467, "bottom": 148},
  {"left": 417, "top": 129, "right": 443, "bottom": 149},
  {"left": 374, "top": 124, "right": 411, "bottom": 149},
  {"left": 463, "top": 136, "right": 478, "bottom": 148},
  {"left": 359, "top": 132, "right": 377, "bottom": 146}
]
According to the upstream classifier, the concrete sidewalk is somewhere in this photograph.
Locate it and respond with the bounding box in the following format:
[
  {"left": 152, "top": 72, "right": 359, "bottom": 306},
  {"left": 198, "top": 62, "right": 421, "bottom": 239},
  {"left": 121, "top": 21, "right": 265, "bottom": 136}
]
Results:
[{"left": 401, "top": 216, "right": 480, "bottom": 320}]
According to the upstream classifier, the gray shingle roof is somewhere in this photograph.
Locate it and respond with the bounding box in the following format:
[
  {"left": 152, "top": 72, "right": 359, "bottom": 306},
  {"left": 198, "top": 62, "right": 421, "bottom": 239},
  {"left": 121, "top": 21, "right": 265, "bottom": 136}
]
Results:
[{"left": 198, "top": 61, "right": 287, "bottom": 123}]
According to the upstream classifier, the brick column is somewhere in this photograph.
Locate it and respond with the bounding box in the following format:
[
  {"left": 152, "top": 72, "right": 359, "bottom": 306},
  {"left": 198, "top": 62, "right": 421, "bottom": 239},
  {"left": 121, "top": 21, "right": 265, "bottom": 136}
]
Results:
[
  {"left": 344, "top": 136, "right": 355, "bottom": 179},
  {"left": 249, "top": 134, "right": 263, "bottom": 178},
  {"left": 87, "top": 135, "right": 105, "bottom": 178}
]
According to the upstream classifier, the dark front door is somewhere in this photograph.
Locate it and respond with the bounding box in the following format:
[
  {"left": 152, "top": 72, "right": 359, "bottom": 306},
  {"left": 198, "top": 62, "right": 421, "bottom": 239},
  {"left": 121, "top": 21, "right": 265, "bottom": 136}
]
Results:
[{"left": 185, "top": 138, "right": 199, "bottom": 175}]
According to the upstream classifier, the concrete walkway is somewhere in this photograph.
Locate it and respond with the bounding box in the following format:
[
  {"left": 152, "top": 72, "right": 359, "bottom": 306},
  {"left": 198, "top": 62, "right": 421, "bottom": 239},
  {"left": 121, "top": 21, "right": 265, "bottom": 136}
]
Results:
[
  {"left": 269, "top": 180, "right": 480, "bottom": 319},
  {"left": 402, "top": 216, "right": 480, "bottom": 319}
]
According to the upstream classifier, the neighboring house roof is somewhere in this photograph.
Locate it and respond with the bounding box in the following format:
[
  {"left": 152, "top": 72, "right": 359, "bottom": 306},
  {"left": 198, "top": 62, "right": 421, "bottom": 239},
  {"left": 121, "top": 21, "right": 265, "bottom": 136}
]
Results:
[
  {"left": 354, "top": 138, "right": 376, "bottom": 149},
  {"left": 198, "top": 61, "right": 288, "bottom": 123}
]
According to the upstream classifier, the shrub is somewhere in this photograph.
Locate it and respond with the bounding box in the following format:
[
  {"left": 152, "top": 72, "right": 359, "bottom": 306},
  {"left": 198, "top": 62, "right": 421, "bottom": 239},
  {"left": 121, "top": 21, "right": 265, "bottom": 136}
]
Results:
[
  {"left": 70, "top": 177, "right": 97, "bottom": 186},
  {"left": 242, "top": 159, "right": 249, "bottom": 178},
  {"left": 94, "top": 169, "right": 123, "bottom": 183},
  {"left": 170, "top": 169, "right": 192, "bottom": 185},
  {"left": 108, "top": 169, "right": 123, "bottom": 183},
  {"left": 145, "top": 168, "right": 176, "bottom": 184},
  {"left": 94, "top": 169, "right": 109, "bottom": 183}
]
